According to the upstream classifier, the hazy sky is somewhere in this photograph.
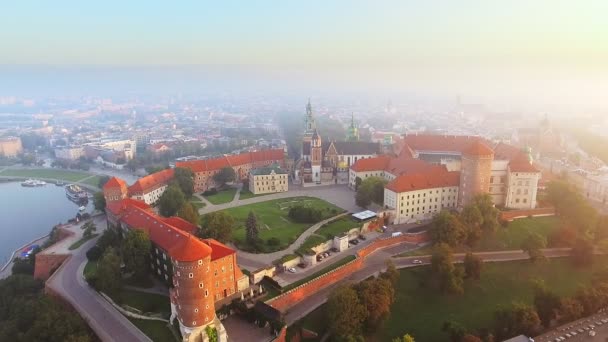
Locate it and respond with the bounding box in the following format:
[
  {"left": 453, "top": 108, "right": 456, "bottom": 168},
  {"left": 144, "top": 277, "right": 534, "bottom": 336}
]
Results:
[{"left": 0, "top": 1, "right": 607, "bottom": 109}]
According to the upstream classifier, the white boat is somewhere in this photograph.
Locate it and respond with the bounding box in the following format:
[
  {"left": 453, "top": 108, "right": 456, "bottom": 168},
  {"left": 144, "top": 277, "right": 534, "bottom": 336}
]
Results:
[
  {"left": 21, "top": 179, "right": 37, "bottom": 187},
  {"left": 78, "top": 206, "right": 86, "bottom": 212}
]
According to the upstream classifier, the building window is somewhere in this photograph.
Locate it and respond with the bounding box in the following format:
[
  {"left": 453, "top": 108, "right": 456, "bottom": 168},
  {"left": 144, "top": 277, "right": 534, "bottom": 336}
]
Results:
[
  {"left": 189, "top": 273, "right": 194, "bottom": 278},
  {"left": 194, "top": 308, "right": 199, "bottom": 313},
  {"left": 192, "top": 321, "right": 196, "bottom": 325},
  {"left": 199, "top": 282, "right": 204, "bottom": 288},
  {"left": 205, "top": 290, "right": 209, "bottom": 297},
  {"left": 198, "top": 260, "right": 203, "bottom": 266}
]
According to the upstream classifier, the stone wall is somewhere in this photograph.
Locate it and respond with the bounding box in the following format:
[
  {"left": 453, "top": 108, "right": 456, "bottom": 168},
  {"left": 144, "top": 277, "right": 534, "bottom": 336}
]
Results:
[
  {"left": 500, "top": 207, "right": 556, "bottom": 222},
  {"left": 267, "top": 231, "right": 430, "bottom": 312},
  {"left": 34, "top": 254, "right": 70, "bottom": 280}
]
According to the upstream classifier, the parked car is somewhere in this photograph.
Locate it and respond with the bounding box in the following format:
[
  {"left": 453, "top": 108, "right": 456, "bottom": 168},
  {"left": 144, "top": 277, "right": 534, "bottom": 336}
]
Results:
[
  {"left": 288, "top": 267, "right": 297, "bottom": 273},
  {"left": 358, "top": 235, "right": 366, "bottom": 241},
  {"left": 298, "top": 263, "right": 307, "bottom": 268},
  {"left": 331, "top": 248, "right": 339, "bottom": 253},
  {"left": 412, "top": 259, "right": 423, "bottom": 264},
  {"left": 350, "top": 239, "right": 359, "bottom": 245}
]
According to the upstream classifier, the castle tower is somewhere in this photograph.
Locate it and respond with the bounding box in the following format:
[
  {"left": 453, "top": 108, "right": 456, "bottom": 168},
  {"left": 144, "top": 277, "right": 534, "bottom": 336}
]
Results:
[
  {"left": 458, "top": 140, "right": 494, "bottom": 207},
  {"left": 102, "top": 177, "right": 128, "bottom": 203},
  {"left": 301, "top": 99, "right": 317, "bottom": 160},
  {"left": 170, "top": 235, "right": 227, "bottom": 342},
  {"left": 304, "top": 98, "right": 316, "bottom": 133},
  {"left": 346, "top": 113, "right": 359, "bottom": 141},
  {"left": 311, "top": 129, "right": 322, "bottom": 183}
]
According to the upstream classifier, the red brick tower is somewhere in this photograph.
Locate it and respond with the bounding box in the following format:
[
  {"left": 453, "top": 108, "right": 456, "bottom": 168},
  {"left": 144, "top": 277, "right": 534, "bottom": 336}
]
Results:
[
  {"left": 102, "top": 177, "right": 128, "bottom": 203},
  {"left": 459, "top": 139, "right": 494, "bottom": 207},
  {"left": 170, "top": 235, "right": 227, "bottom": 341}
]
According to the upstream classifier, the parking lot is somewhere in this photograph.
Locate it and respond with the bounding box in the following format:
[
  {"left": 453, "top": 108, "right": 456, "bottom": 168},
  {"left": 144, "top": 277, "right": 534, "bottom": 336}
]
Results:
[{"left": 535, "top": 309, "right": 608, "bottom": 342}]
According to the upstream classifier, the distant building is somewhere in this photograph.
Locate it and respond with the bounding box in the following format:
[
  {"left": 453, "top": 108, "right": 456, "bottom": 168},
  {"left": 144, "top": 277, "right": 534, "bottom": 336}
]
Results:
[
  {"left": 127, "top": 168, "right": 174, "bottom": 205},
  {"left": 54, "top": 146, "right": 84, "bottom": 161},
  {"left": 176, "top": 149, "right": 285, "bottom": 192},
  {"left": 147, "top": 143, "right": 172, "bottom": 155},
  {"left": 350, "top": 134, "right": 542, "bottom": 224},
  {"left": 249, "top": 164, "right": 288, "bottom": 194},
  {"left": 0, "top": 136, "right": 23, "bottom": 157},
  {"left": 295, "top": 100, "right": 381, "bottom": 186}
]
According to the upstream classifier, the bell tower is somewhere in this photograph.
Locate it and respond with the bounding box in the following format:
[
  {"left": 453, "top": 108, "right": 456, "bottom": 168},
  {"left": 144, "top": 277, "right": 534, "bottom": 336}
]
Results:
[{"left": 311, "top": 129, "right": 322, "bottom": 183}]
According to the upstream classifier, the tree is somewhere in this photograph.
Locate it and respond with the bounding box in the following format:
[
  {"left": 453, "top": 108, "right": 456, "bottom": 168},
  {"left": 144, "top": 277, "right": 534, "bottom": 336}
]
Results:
[
  {"left": 173, "top": 167, "right": 194, "bottom": 198},
  {"left": 355, "top": 177, "right": 362, "bottom": 190},
  {"left": 493, "top": 302, "right": 541, "bottom": 340},
  {"left": 461, "top": 205, "right": 483, "bottom": 247},
  {"left": 96, "top": 247, "right": 122, "bottom": 295},
  {"left": 463, "top": 253, "right": 482, "bottom": 280},
  {"left": 558, "top": 297, "right": 584, "bottom": 324},
  {"left": 96, "top": 228, "right": 118, "bottom": 252},
  {"left": 392, "top": 334, "right": 415, "bottom": 342},
  {"left": 430, "top": 211, "right": 466, "bottom": 247},
  {"left": 442, "top": 320, "right": 466, "bottom": 342},
  {"left": 198, "top": 212, "right": 235, "bottom": 243},
  {"left": 178, "top": 202, "right": 199, "bottom": 225},
  {"left": 533, "top": 281, "right": 561, "bottom": 328},
  {"left": 380, "top": 260, "right": 400, "bottom": 287},
  {"left": 82, "top": 221, "right": 97, "bottom": 238},
  {"left": 571, "top": 237, "right": 594, "bottom": 266},
  {"left": 158, "top": 185, "right": 186, "bottom": 217},
  {"left": 430, "top": 243, "right": 463, "bottom": 294},
  {"left": 471, "top": 194, "right": 500, "bottom": 232},
  {"left": 521, "top": 233, "right": 546, "bottom": 262},
  {"left": 326, "top": 285, "right": 368, "bottom": 340},
  {"left": 213, "top": 167, "right": 236, "bottom": 188},
  {"left": 121, "top": 230, "right": 151, "bottom": 280},
  {"left": 461, "top": 335, "right": 483, "bottom": 342},
  {"left": 356, "top": 278, "right": 395, "bottom": 332},
  {"left": 355, "top": 188, "right": 372, "bottom": 208},
  {"left": 246, "top": 211, "right": 260, "bottom": 245},
  {"left": 93, "top": 192, "right": 106, "bottom": 212},
  {"left": 546, "top": 180, "right": 598, "bottom": 234},
  {"left": 97, "top": 175, "right": 110, "bottom": 189}
]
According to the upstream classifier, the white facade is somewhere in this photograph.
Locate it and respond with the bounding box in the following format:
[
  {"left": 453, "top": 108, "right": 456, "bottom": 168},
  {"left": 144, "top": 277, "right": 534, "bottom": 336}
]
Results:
[
  {"left": 130, "top": 184, "right": 169, "bottom": 205},
  {"left": 584, "top": 174, "right": 608, "bottom": 204},
  {"left": 384, "top": 186, "right": 459, "bottom": 224},
  {"left": 248, "top": 170, "right": 288, "bottom": 194},
  {"left": 504, "top": 170, "right": 540, "bottom": 209},
  {"left": 55, "top": 146, "right": 84, "bottom": 160},
  {"left": 348, "top": 169, "right": 387, "bottom": 189}
]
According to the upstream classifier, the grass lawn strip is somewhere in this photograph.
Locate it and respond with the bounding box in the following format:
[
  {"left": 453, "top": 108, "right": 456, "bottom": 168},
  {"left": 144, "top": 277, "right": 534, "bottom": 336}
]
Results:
[
  {"left": 68, "top": 233, "right": 99, "bottom": 250},
  {"left": 296, "top": 235, "right": 328, "bottom": 255},
  {"left": 204, "top": 188, "right": 237, "bottom": 204},
  {"left": 118, "top": 288, "right": 170, "bottom": 315},
  {"left": 0, "top": 168, "right": 93, "bottom": 182},
  {"left": 315, "top": 217, "right": 360, "bottom": 239},
  {"left": 127, "top": 318, "right": 177, "bottom": 342},
  {"left": 238, "top": 190, "right": 270, "bottom": 200},
  {"left": 83, "top": 260, "right": 97, "bottom": 280},
  {"left": 189, "top": 199, "right": 205, "bottom": 210},
  {"left": 221, "top": 196, "right": 344, "bottom": 252},
  {"left": 282, "top": 255, "right": 356, "bottom": 293},
  {"left": 80, "top": 175, "right": 102, "bottom": 188}
]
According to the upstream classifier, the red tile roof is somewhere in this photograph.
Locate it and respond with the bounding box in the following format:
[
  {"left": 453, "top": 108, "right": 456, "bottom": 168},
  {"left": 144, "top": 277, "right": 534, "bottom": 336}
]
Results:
[
  {"left": 106, "top": 198, "right": 151, "bottom": 216},
  {"left": 386, "top": 170, "right": 460, "bottom": 193},
  {"left": 402, "top": 134, "right": 491, "bottom": 154},
  {"left": 350, "top": 155, "right": 391, "bottom": 172},
  {"left": 176, "top": 149, "right": 284, "bottom": 173},
  {"left": 202, "top": 238, "right": 236, "bottom": 261},
  {"left": 128, "top": 168, "right": 174, "bottom": 194},
  {"left": 508, "top": 153, "right": 540, "bottom": 173},
  {"left": 492, "top": 142, "right": 522, "bottom": 161},
  {"left": 103, "top": 177, "right": 128, "bottom": 192},
  {"left": 161, "top": 217, "right": 198, "bottom": 234},
  {"left": 120, "top": 205, "right": 211, "bottom": 262},
  {"left": 463, "top": 140, "right": 494, "bottom": 156}
]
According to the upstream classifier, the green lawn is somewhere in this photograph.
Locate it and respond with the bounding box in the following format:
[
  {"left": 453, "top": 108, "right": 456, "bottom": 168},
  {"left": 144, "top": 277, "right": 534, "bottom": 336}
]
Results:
[
  {"left": 80, "top": 175, "right": 102, "bottom": 188},
  {"left": 0, "top": 168, "right": 92, "bottom": 182},
  {"left": 376, "top": 257, "right": 605, "bottom": 342},
  {"left": 117, "top": 289, "right": 170, "bottom": 315},
  {"left": 296, "top": 235, "right": 328, "bottom": 255},
  {"left": 204, "top": 188, "right": 238, "bottom": 204},
  {"left": 84, "top": 260, "right": 97, "bottom": 280},
  {"left": 400, "top": 216, "right": 561, "bottom": 256},
  {"left": 68, "top": 234, "right": 98, "bottom": 250},
  {"left": 316, "top": 217, "right": 360, "bottom": 239},
  {"left": 220, "top": 196, "right": 344, "bottom": 252},
  {"left": 189, "top": 199, "right": 205, "bottom": 210},
  {"left": 128, "top": 318, "right": 177, "bottom": 342},
  {"left": 238, "top": 189, "right": 270, "bottom": 200},
  {"left": 300, "top": 257, "right": 606, "bottom": 342}
]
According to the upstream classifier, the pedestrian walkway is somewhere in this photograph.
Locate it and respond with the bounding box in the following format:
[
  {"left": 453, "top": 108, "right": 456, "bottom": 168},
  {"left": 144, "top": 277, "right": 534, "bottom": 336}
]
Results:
[{"left": 193, "top": 193, "right": 214, "bottom": 207}]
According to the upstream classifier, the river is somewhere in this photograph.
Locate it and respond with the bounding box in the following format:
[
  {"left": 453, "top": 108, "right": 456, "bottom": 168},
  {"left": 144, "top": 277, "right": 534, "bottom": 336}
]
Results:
[{"left": 0, "top": 181, "right": 93, "bottom": 263}]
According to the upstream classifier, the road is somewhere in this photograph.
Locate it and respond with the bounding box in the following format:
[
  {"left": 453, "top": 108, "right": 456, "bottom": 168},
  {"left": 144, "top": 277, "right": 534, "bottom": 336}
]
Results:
[
  {"left": 283, "top": 246, "right": 572, "bottom": 325},
  {"left": 46, "top": 222, "right": 151, "bottom": 342}
]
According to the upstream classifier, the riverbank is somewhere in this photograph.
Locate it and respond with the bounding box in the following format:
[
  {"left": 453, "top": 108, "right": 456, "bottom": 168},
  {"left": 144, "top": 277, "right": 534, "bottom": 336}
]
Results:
[{"left": 0, "top": 233, "right": 49, "bottom": 279}]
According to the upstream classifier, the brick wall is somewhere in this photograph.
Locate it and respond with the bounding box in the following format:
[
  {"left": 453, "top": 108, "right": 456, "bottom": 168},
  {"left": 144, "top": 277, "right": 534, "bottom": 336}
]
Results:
[
  {"left": 266, "top": 231, "right": 431, "bottom": 313},
  {"left": 34, "top": 254, "right": 70, "bottom": 280},
  {"left": 500, "top": 207, "right": 556, "bottom": 222},
  {"left": 267, "top": 258, "right": 364, "bottom": 311},
  {"left": 356, "top": 232, "right": 429, "bottom": 258}
]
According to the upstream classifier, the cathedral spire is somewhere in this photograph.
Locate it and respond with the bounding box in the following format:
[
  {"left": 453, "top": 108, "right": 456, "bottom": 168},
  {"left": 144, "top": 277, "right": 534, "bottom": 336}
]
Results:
[{"left": 304, "top": 98, "right": 316, "bottom": 133}]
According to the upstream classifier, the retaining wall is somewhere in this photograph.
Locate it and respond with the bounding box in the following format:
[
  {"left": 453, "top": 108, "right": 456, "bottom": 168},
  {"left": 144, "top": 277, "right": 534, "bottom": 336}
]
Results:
[{"left": 500, "top": 207, "right": 556, "bottom": 222}]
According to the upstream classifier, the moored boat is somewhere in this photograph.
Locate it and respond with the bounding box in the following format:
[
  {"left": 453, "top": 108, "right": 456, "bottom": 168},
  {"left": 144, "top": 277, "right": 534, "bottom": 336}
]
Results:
[{"left": 65, "top": 184, "right": 88, "bottom": 203}]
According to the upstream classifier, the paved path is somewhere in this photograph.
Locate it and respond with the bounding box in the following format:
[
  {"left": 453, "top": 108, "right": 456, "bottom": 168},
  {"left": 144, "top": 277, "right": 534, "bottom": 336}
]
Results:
[
  {"left": 235, "top": 212, "right": 350, "bottom": 267},
  {"left": 193, "top": 193, "right": 214, "bottom": 207},
  {"left": 198, "top": 184, "right": 360, "bottom": 215},
  {"left": 283, "top": 247, "right": 573, "bottom": 325},
  {"left": 46, "top": 219, "right": 151, "bottom": 342}
]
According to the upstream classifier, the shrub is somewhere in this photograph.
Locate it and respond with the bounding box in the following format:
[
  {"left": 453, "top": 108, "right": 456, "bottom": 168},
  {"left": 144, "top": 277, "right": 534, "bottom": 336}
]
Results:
[
  {"left": 267, "top": 237, "right": 280, "bottom": 246},
  {"left": 288, "top": 205, "right": 323, "bottom": 223},
  {"left": 202, "top": 188, "right": 218, "bottom": 196},
  {"left": 86, "top": 245, "right": 103, "bottom": 261}
]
